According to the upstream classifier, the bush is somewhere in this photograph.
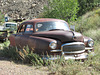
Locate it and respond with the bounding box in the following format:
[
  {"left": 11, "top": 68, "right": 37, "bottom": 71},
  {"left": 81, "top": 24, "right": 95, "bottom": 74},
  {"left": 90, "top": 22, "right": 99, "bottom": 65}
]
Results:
[
  {"left": 70, "top": 8, "right": 100, "bottom": 33},
  {"left": 83, "top": 29, "right": 100, "bottom": 43},
  {"left": 18, "top": 46, "right": 44, "bottom": 66},
  {"left": 17, "top": 46, "right": 67, "bottom": 66},
  {"left": 78, "top": 0, "right": 100, "bottom": 16},
  {"left": 78, "top": 0, "right": 95, "bottom": 16},
  {"left": 1, "top": 47, "right": 19, "bottom": 60},
  {"left": 0, "top": 12, "right": 4, "bottom": 24},
  {"left": 48, "top": 56, "right": 100, "bottom": 75},
  {"left": 1, "top": 46, "right": 44, "bottom": 65},
  {"left": 77, "top": 14, "right": 100, "bottom": 33},
  {"left": 0, "top": 46, "right": 52, "bottom": 66},
  {"left": 42, "top": 0, "right": 79, "bottom": 22}
]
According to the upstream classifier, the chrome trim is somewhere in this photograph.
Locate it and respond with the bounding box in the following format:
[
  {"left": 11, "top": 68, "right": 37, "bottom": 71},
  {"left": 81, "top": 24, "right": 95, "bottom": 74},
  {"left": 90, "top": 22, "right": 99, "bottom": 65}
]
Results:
[
  {"left": 85, "top": 47, "right": 93, "bottom": 50},
  {"left": 61, "top": 42, "right": 85, "bottom": 53},
  {"left": 64, "top": 53, "right": 88, "bottom": 60},
  {"left": 63, "top": 50, "right": 85, "bottom": 54},
  {"left": 62, "top": 52, "right": 65, "bottom": 55},
  {"left": 61, "top": 42, "right": 85, "bottom": 50},
  {"left": 61, "top": 42, "right": 84, "bottom": 47},
  {"left": 50, "top": 50, "right": 62, "bottom": 52},
  {"left": 42, "top": 52, "right": 95, "bottom": 60}
]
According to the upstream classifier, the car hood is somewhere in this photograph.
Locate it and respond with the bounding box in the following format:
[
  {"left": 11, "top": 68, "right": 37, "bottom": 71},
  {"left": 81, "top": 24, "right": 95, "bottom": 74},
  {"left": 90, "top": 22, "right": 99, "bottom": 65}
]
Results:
[{"left": 33, "top": 30, "right": 84, "bottom": 43}]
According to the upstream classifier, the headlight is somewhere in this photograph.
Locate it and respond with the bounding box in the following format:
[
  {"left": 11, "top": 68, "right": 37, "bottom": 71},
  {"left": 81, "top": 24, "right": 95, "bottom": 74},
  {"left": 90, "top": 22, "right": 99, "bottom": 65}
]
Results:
[
  {"left": 49, "top": 41, "right": 57, "bottom": 49},
  {"left": 88, "top": 40, "right": 94, "bottom": 47}
]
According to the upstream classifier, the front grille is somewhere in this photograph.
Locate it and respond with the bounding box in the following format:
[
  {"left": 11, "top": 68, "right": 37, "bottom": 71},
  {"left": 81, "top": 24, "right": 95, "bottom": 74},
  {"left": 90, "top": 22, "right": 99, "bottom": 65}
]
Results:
[{"left": 61, "top": 42, "right": 85, "bottom": 53}]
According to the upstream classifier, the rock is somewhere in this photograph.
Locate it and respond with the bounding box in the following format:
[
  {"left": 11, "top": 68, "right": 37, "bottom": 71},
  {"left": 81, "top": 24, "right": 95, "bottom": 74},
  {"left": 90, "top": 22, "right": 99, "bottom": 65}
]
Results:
[{"left": 0, "top": 0, "right": 48, "bottom": 20}]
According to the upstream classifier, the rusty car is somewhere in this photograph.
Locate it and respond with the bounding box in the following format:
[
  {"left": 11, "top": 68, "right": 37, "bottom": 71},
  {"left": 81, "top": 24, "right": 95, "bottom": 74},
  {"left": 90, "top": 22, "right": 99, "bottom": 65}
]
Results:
[{"left": 9, "top": 18, "right": 94, "bottom": 60}]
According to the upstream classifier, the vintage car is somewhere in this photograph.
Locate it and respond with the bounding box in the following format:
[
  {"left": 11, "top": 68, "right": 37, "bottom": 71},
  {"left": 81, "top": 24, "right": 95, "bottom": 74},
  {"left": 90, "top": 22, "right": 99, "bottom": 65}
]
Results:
[
  {"left": 3, "top": 22, "right": 18, "bottom": 31},
  {"left": 0, "top": 26, "right": 4, "bottom": 30},
  {"left": 9, "top": 18, "right": 94, "bottom": 60}
]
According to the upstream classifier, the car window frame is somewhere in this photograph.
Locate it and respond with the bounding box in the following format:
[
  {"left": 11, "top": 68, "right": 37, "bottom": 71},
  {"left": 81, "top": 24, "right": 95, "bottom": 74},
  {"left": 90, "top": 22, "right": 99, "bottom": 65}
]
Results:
[
  {"left": 17, "top": 24, "right": 34, "bottom": 34},
  {"left": 18, "top": 24, "right": 26, "bottom": 33},
  {"left": 24, "top": 24, "right": 34, "bottom": 33}
]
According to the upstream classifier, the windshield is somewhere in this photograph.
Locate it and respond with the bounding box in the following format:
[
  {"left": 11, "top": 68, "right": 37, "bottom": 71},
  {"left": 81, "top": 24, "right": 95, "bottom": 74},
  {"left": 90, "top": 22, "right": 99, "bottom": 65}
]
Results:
[
  {"left": 6, "top": 24, "right": 16, "bottom": 27},
  {"left": 36, "top": 21, "right": 70, "bottom": 32}
]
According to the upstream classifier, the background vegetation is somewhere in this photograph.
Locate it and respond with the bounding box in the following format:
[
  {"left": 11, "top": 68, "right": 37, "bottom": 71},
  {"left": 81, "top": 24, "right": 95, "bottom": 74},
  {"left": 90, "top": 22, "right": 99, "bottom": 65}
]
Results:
[
  {"left": 0, "top": 11, "right": 4, "bottom": 25},
  {"left": 42, "top": 0, "right": 79, "bottom": 22},
  {"left": 40, "top": 0, "right": 100, "bottom": 22}
]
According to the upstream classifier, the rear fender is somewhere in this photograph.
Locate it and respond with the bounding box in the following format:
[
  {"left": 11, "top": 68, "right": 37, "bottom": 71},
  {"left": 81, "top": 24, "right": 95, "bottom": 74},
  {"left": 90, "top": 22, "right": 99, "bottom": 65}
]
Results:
[{"left": 9, "top": 34, "right": 16, "bottom": 46}]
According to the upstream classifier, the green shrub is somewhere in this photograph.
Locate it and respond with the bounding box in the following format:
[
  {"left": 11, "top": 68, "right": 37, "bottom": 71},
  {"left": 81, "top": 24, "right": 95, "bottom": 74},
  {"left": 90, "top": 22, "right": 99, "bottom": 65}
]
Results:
[
  {"left": 48, "top": 56, "right": 100, "bottom": 75},
  {"left": 42, "top": 0, "right": 79, "bottom": 22},
  {"left": 78, "top": 0, "right": 100, "bottom": 16},
  {"left": 0, "top": 11, "right": 4, "bottom": 24},
  {"left": 83, "top": 29, "right": 100, "bottom": 43},
  {"left": 18, "top": 46, "right": 44, "bottom": 66},
  {"left": 1, "top": 47, "right": 19, "bottom": 60},
  {"left": 0, "top": 45, "right": 67, "bottom": 66},
  {"left": 95, "top": 8, "right": 100, "bottom": 15},
  {"left": 78, "top": 0, "right": 95, "bottom": 16},
  {"left": 0, "top": 46, "right": 51, "bottom": 66},
  {"left": 70, "top": 8, "right": 100, "bottom": 33},
  {"left": 48, "top": 52, "right": 100, "bottom": 75},
  {"left": 18, "top": 46, "right": 66, "bottom": 66},
  {"left": 77, "top": 15, "right": 100, "bottom": 33}
]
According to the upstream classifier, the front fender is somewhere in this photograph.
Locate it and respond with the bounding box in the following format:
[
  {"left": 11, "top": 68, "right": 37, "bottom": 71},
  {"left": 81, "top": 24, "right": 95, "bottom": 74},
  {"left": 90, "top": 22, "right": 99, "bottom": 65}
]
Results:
[{"left": 28, "top": 36, "right": 60, "bottom": 54}]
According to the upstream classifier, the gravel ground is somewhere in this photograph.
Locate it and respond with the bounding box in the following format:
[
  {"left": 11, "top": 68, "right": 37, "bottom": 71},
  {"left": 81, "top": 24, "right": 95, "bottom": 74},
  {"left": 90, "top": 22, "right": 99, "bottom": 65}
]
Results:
[{"left": 0, "top": 58, "right": 49, "bottom": 75}]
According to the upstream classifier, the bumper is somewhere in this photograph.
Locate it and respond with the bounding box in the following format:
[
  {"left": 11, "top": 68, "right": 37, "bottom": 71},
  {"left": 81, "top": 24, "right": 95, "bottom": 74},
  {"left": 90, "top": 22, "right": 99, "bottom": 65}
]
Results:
[{"left": 43, "top": 52, "right": 95, "bottom": 60}]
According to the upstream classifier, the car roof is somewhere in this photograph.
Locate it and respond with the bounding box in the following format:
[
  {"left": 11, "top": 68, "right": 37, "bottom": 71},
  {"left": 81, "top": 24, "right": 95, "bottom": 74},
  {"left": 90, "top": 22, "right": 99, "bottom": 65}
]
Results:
[
  {"left": 4, "top": 22, "right": 17, "bottom": 24},
  {"left": 21, "top": 18, "right": 67, "bottom": 25}
]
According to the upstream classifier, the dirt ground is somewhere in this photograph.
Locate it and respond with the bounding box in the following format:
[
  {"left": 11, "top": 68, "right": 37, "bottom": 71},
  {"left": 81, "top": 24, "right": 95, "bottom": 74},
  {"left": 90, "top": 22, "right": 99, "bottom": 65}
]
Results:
[{"left": 0, "top": 57, "right": 49, "bottom": 75}]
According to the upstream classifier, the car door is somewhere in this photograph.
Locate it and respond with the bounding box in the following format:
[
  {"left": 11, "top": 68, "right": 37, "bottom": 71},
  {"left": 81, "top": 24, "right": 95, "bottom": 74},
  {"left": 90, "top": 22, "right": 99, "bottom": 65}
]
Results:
[{"left": 15, "top": 24, "right": 34, "bottom": 49}]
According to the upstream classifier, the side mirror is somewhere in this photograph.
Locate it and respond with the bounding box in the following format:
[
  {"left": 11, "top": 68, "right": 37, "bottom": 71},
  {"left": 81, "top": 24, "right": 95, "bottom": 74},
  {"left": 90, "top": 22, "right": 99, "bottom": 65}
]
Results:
[{"left": 70, "top": 25, "right": 75, "bottom": 31}]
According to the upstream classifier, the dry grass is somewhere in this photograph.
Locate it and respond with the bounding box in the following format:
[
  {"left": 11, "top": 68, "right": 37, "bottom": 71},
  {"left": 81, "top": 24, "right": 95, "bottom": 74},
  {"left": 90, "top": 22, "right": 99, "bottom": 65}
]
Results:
[{"left": 0, "top": 60, "right": 49, "bottom": 75}]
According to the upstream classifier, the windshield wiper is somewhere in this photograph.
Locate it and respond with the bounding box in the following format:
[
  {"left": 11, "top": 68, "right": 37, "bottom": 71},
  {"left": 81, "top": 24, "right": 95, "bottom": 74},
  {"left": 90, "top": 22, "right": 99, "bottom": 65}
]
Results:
[{"left": 49, "top": 29, "right": 64, "bottom": 31}]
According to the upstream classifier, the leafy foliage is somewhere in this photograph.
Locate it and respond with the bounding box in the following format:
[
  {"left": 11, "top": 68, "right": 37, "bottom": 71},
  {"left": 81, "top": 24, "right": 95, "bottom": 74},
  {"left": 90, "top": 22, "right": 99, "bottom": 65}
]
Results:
[
  {"left": 70, "top": 8, "right": 100, "bottom": 33},
  {"left": 18, "top": 46, "right": 44, "bottom": 66},
  {"left": 43, "top": 0, "right": 79, "bottom": 22},
  {"left": 0, "top": 47, "right": 19, "bottom": 60},
  {"left": 78, "top": 0, "right": 95, "bottom": 16},
  {"left": 41, "top": 0, "right": 100, "bottom": 22},
  {"left": 78, "top": 0, "right": 100, "bottom": 16},
  {"left": 0, "top": 12, "right": 4, "bottom": 24}
]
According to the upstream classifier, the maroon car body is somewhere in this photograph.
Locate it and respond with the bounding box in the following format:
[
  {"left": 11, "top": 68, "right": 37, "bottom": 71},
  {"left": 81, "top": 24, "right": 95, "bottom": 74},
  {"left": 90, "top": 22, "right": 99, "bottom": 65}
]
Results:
[{"left": 9, "top": 18, "right": 94, "bottom": 60}]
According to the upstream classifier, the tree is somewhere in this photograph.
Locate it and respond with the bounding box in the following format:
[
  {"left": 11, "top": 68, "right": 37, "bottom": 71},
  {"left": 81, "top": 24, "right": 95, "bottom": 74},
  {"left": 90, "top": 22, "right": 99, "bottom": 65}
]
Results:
[
  {"left": 43, "top": 0, "right": 79, "bottom": 22},
  {"left": 78, "top": 0, "right": 95, "bottom": 16}
]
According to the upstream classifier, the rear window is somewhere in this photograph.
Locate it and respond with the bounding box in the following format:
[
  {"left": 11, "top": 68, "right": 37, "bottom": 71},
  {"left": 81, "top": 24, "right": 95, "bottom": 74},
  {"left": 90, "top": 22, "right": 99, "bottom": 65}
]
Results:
[{"left": 6, "top": 24, "right": 16, "bottom": 27}]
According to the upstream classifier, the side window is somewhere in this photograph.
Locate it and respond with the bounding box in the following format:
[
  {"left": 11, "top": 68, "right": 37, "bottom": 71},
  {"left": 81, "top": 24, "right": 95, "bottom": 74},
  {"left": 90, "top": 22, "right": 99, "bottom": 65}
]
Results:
[
  {"left": 25, "top": 24, "right": 33, "bottom": 33},
  {"left": 19, "top": 25, "right": 26, "bottom": 33}
]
